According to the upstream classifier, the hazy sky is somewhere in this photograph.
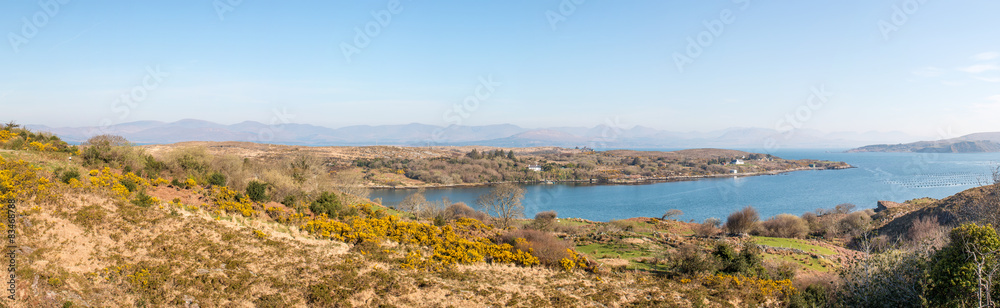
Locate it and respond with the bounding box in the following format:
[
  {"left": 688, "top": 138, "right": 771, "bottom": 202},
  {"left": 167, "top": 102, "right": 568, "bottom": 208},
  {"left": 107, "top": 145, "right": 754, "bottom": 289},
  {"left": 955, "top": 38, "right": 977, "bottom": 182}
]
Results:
[{"left": 2, "top": 1, "right": 999, "bottom": 139}]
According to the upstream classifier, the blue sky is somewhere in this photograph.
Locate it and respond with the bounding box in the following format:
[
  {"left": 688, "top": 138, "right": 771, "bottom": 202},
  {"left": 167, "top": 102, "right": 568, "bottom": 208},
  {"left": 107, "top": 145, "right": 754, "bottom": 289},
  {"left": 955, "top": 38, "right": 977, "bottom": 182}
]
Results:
[{"left": 2, "top": 0, "right": 999, "bottom": 139}]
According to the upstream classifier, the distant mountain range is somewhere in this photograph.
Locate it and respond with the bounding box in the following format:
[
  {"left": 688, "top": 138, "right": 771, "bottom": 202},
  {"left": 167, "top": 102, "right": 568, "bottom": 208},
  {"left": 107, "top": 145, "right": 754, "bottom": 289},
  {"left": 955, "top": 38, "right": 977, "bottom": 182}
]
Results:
[
  {"left": 27, "top": 119, "right": 922, "bottom": 149},
  {"left": 848, "top": 132, "right": 1000, "bottom": 153}
]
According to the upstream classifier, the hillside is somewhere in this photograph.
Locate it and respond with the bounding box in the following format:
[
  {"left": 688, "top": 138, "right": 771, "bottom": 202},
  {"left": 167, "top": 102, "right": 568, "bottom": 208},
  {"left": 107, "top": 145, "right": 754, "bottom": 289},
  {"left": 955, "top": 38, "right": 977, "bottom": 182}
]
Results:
[
  {"left": 848, "top": 132, "right": 1000, "bottom": 153},
  {"left": 4, "top": 127, "right": 834, "bottom": 307},
  {"left": 872, "top": 183, "right": 1000, "bottom": 241}
]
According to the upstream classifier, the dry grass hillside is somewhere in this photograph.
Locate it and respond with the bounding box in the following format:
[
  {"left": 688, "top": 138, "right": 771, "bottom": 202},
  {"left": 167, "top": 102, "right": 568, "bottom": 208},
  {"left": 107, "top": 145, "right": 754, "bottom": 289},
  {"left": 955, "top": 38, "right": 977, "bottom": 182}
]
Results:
[
  {"left": 873, "top": 183, "right": 1000, "bottom": 241},
  {"left": 3, "top": 139, "right": 819, "bottom": 307}
]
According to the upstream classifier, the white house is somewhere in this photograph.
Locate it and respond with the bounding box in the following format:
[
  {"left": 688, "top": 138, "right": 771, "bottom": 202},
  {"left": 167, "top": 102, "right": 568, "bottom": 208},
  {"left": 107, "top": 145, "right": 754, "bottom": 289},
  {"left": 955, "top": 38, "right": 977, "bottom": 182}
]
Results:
[
  {"left": 528, "top": 165, "right": 543, "bottom": 172},
  {"left": 732, "top": 159, "right": 745, "bottom": 165}
]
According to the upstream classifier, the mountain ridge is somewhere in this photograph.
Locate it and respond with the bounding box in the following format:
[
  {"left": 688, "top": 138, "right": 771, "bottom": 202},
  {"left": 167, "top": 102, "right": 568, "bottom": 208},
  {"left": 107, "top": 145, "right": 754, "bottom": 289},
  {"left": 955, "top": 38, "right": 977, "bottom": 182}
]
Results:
[
  {"left": 848, "top": 132, "right": 1000, "bottom": 153},
  {"left": 27, "top": 119, "right": 921, "bottom": 148}
]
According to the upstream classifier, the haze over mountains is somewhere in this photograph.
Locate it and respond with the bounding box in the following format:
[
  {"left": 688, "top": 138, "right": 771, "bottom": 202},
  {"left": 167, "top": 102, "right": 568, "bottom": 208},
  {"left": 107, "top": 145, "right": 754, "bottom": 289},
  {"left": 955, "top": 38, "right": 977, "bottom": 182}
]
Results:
[{"left": 28, "top": 119, "right": 923, "bottom": 149}]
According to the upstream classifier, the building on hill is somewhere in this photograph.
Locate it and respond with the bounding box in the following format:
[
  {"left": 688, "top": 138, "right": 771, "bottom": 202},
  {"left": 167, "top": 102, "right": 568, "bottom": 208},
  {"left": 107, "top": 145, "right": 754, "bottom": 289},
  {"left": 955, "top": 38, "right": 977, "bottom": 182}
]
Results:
[{"left": 528, "top": 165, "right": 542, "bottom": 172}]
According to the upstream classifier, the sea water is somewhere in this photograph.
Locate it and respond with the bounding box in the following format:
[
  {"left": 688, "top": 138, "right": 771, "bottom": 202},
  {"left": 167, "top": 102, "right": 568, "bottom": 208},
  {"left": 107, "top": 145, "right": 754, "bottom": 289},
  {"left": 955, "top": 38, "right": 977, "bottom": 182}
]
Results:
[{"left": 369, "top": 150, "right": 1000, "bottom": 222}]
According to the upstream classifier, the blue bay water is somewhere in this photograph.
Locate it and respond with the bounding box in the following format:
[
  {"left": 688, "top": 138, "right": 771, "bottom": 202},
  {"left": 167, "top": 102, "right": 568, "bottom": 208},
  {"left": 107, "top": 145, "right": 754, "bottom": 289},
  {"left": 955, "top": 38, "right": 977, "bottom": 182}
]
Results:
[{"left": 369, "top": 150, "right": 1000, "bottom": 223}]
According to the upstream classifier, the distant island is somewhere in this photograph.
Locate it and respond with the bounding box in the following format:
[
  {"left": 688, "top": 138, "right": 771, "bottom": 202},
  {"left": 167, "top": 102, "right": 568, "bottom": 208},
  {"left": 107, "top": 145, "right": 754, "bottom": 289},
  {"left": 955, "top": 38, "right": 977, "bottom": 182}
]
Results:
[{"left": 848, "top": 132, "right": 1000, "bottom": 153}]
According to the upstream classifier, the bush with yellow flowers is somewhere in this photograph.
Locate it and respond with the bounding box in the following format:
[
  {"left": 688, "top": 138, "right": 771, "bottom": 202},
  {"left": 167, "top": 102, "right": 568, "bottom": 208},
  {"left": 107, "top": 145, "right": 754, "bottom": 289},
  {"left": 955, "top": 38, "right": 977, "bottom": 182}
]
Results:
[
  {"left": 0, "top": 157, "right": 54, "bottom": 230},
  {"left": 0, "top": 130, "right": 13, "bottom": 143},
  {"left": 703, "top": 273, "right": 797, "bottom": 304},
  {"left": 559, "top": 248, "right": 593, "bottom": 272},
  {"left": 265, "top": 205, "right": 308, "bottom": 225},
  {"left": 0, "top": 156, "right": 53, "bottom": 202},
  {"left": 86, "top": 167, "right": 151, "bottom": 201},
  {"left": 298, "top": 205, "right": 540, "bottom": 269},
  {"left": 208, "top": 186, "right": 257, "bottom": 217}
]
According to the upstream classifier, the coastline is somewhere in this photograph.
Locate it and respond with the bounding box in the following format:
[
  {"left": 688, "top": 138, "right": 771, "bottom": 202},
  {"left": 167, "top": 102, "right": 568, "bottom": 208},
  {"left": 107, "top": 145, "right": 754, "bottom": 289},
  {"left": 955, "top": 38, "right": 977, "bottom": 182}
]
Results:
[{"left": 366, "top": 164, "right": 855, "bottom": 190}]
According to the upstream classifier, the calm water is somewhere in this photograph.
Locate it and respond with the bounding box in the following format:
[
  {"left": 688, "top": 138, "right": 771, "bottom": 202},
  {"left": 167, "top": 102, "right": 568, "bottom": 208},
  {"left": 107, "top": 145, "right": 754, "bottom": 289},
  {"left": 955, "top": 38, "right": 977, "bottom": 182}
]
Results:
[{"left": 369, "top": 150, "right": 1000, "bottom": 222}]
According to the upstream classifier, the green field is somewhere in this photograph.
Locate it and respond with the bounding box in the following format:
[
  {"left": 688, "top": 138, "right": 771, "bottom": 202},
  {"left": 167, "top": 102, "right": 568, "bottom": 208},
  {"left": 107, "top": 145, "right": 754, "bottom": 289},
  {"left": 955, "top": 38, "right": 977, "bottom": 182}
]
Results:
[
  {"left": 765, "top": 254, "right": 834, "bottom": 273},
  {"left": 753, "top": 236, "right": 837, "bottom": 255},
  {"left": 575, "top": 242, "right": 656, "bottom": 260}
]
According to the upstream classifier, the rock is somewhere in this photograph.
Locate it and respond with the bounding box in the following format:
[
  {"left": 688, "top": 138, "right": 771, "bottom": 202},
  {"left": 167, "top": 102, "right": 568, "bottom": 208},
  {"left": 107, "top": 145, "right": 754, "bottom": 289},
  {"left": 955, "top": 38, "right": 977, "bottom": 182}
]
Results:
[{"left": 876, "top": 200, "right": 905, "bottom": 212}]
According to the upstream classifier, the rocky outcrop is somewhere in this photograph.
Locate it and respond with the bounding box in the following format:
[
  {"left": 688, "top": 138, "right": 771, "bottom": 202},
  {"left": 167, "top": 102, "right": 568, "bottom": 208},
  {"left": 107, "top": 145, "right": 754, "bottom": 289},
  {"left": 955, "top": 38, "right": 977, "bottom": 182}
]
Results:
[{"left": 875, "top": 200, "right": 905, "bottom": 213}]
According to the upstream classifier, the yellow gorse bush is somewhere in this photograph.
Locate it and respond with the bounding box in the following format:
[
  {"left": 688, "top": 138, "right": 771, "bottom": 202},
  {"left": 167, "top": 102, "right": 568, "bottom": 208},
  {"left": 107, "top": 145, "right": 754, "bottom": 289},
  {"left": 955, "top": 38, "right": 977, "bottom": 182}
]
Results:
[
  {"left": 0, "top": 130, "right": 13, "bottom": 143},
  {"left": 0, "top": 157, "right": 54, "bottom": 230},
  {"left": 265, "top": 206, "right": 308, "bottom": 225},
  {"left": 209, "top": 186, "right": 257, "bottom": 217},
  {"left": 703, "top": 273, "right": 797, "bottom": 302},
  {"left": 87, "top": 167, "right": 150, "bottom": 200},
  {"left": 299, "top": 206, "right": 540, "bottom": 268},
  {"left": 0, "top": 157, "right": 52, "bottom": 202},
  {"left": 559, "top": 248, "right": 592, "bottom": 272}
]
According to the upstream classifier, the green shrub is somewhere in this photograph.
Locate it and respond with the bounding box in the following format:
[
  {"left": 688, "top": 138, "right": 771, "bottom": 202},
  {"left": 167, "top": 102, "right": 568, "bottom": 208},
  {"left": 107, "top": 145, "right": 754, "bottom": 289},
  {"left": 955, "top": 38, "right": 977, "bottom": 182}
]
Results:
[
  {"left": 59, "top": 169, "right": 81, "bottom": 184},
  {"left": 788, "top": 284, "right": 828, "bottom": 308},
  {"left": 143, "top": 155, "right": 167, "bottom": 178},
  {"left": 713, "top": 243, "right": 766, "bottom": 278},
  {"left": 246, "top": 180, "right": 268, "bottom": 202},
  {"left": 207, "top": 172, "right": 226, "bottom": 187},
  {"left": 131, "top": 190, "right": 158, "bottom": 207},
  {"left": 670, "top": 244, "right": 719, "bottom": 276},
  {"left": 170, "top": 178, "right": 183, "bottom": 188},
  {"left": 928, "top": 223, "right": 1000, "bottom": 307},
  {"left": 120, "top": 178, "right": 138, "bottom": 192},
  {"left": 310, "top": 191, "right": 342, "bottom": 217}
]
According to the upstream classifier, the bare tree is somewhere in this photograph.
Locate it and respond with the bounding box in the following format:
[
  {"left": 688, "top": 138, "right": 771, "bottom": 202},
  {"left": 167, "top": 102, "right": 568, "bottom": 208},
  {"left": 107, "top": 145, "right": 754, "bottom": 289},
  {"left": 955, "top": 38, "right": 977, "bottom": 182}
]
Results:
[
  {"left": 724, "top": 206, "right": 759, "bottom": 236},
  {"left": 3, "top": 121, "right": 20, "bottom": 130},
  {"left": 398, "top": 190, "right": 429, "bottom": 217},
  {"left": 661, "top": 209, "right": 683, "bottom": 221},
  {"left": 962, "top": 239, "right": 1000, "bottom": 308},
  {"left": 476, "top": 183, "right": 526, "bottom": 229}
]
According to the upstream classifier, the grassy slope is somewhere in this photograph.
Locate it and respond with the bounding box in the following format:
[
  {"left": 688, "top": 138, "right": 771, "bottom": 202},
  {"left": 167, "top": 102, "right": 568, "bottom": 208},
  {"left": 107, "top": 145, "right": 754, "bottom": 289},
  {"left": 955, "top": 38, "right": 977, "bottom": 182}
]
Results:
[{"left": 11, "top": 150, "right": 805, "bottom": 307}]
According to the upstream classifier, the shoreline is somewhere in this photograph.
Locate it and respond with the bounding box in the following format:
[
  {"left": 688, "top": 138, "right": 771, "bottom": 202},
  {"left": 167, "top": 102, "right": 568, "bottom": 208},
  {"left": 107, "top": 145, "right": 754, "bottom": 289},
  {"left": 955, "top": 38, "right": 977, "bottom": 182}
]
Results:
[{"left": 366, "top": 165, "right": 855, "bottom": 190}]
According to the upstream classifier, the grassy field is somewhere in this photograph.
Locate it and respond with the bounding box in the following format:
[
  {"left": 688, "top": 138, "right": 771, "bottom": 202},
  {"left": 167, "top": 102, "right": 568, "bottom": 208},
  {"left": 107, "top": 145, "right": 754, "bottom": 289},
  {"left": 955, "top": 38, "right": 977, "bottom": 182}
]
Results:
[
  {"left": 754, "top": 236, "right": 837, "bottom": 256},
  {"left": 765, "top": 254, "right": 835, "bottom": 273}
]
